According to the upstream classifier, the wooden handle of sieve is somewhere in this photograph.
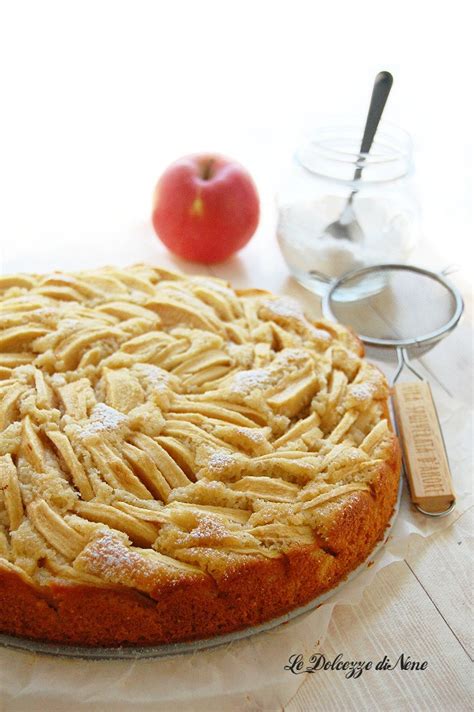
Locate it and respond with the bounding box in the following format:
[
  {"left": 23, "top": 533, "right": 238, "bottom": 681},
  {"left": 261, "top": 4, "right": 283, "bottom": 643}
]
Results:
[{"left": 392, "top": 381, "right": 456, "bottom": 514}]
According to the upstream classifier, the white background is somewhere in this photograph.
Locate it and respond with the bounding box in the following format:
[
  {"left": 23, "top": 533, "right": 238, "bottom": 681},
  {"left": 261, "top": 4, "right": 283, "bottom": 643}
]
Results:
[{"left": 0, "top": 0, "right": 472, "bottom": 274}]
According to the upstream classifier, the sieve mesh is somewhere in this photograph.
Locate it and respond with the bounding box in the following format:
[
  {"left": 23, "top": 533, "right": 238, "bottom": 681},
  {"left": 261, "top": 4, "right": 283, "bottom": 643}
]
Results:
[{"left": 325, "top": 265, "right": 463, "bottom": 347}]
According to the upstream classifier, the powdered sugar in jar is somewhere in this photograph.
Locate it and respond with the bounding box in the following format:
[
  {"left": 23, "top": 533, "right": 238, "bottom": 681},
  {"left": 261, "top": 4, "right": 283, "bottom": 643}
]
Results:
[{"left": 277, "top": 123, "right": 420, "bottom": 300}]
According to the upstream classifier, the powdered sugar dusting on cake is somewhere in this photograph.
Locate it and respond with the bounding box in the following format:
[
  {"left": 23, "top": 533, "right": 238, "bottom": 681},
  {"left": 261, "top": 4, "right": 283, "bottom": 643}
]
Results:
[
  {"left": 78, "top": 531, "right": 157, "bottom": 589},
  {"left": 274, "top": 347, "right": 307, "bottom": 367},
  {"left": 81, "top": 402, "right": 127, "bottom": 437},
  {"left": 236, "top": 427, "right": 265, "bottom": 442},
  {"left": 85, "top": 531, "right": 131, "bottom": 573},
  {"left": 265, "top": 298, "right": 332, "bottom": 344},
  {"left": 349, "top": 382, "right": 376, "bottom": 400},
  {"left": 208, "top": 450, "right": 235, "bottom": 472},
  {"left": 230, "top": 368, "right": 270, "bottom": 393},
  {"left": 136, "top": 364, "right": 171, "bottom": 392},
  {"left": 265, "top": 297, "right": 305, "bottom": 320}
]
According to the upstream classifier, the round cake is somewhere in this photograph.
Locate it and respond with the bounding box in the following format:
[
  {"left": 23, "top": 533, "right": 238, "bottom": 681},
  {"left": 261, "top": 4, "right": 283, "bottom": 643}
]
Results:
[{"left": 0, "top": 264, "right": 400, "bottom": 647}]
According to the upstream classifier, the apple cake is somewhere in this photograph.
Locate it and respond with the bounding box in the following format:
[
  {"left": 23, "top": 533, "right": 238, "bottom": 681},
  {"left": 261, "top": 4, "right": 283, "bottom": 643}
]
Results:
[{"left": 0, "top": 264, "right": 400, "bottom": 647}]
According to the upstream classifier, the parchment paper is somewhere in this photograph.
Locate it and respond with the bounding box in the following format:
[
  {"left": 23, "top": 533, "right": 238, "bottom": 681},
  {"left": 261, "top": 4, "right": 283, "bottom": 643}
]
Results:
[{"left": 0, "top": 389, "right": 472, "bottom": 712}]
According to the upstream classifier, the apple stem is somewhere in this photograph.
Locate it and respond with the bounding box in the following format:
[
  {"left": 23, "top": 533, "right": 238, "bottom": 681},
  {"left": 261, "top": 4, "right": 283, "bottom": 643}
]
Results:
[{"left": 201, "top": 159, "right": 215, "bottom": 180}]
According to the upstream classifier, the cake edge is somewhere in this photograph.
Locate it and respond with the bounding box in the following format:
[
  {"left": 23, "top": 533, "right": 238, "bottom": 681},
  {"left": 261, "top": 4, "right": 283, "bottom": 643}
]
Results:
[{"left": 0, "top": 428, "right": 400, "bottom": 647}]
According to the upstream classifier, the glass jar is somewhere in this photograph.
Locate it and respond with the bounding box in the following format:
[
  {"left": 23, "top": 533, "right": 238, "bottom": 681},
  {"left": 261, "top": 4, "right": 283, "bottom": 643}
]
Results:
[{"left": 277, "top": 122, "right": 420, "bottom": 300}]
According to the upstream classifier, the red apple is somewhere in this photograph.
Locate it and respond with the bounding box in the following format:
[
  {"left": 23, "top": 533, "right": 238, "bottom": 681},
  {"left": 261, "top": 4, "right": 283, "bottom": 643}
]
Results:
[{"left": 151, "top": 154, "right": 260, "bottom": 263}]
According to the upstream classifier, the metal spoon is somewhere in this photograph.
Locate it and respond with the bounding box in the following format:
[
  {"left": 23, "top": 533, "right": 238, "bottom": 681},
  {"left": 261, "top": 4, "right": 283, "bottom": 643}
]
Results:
[{"left": 324, "top": 71, "right": 393, "bottom": 242}]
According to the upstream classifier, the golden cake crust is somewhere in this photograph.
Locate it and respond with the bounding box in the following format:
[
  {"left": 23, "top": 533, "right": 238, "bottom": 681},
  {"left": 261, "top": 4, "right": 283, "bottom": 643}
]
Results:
[{"left": 0, "top": 264, "right": 400, "bottom": 647}]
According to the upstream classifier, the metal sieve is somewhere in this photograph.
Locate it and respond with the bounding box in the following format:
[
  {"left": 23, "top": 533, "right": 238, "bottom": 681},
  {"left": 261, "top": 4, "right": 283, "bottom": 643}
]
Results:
[{"left": 322, "top": 263, "right": 464, "bottom": 517}]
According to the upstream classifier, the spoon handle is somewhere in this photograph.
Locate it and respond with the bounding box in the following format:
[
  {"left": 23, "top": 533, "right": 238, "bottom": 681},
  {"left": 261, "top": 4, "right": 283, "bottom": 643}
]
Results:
[{"left": 353, "top": 70, "right": 393, "bottom": 184}]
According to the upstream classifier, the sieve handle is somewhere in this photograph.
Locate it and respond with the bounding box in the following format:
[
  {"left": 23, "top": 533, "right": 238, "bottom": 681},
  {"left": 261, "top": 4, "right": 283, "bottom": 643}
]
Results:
[{"left": 392, "top": 381, "right": 456, "bottom": 515}]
